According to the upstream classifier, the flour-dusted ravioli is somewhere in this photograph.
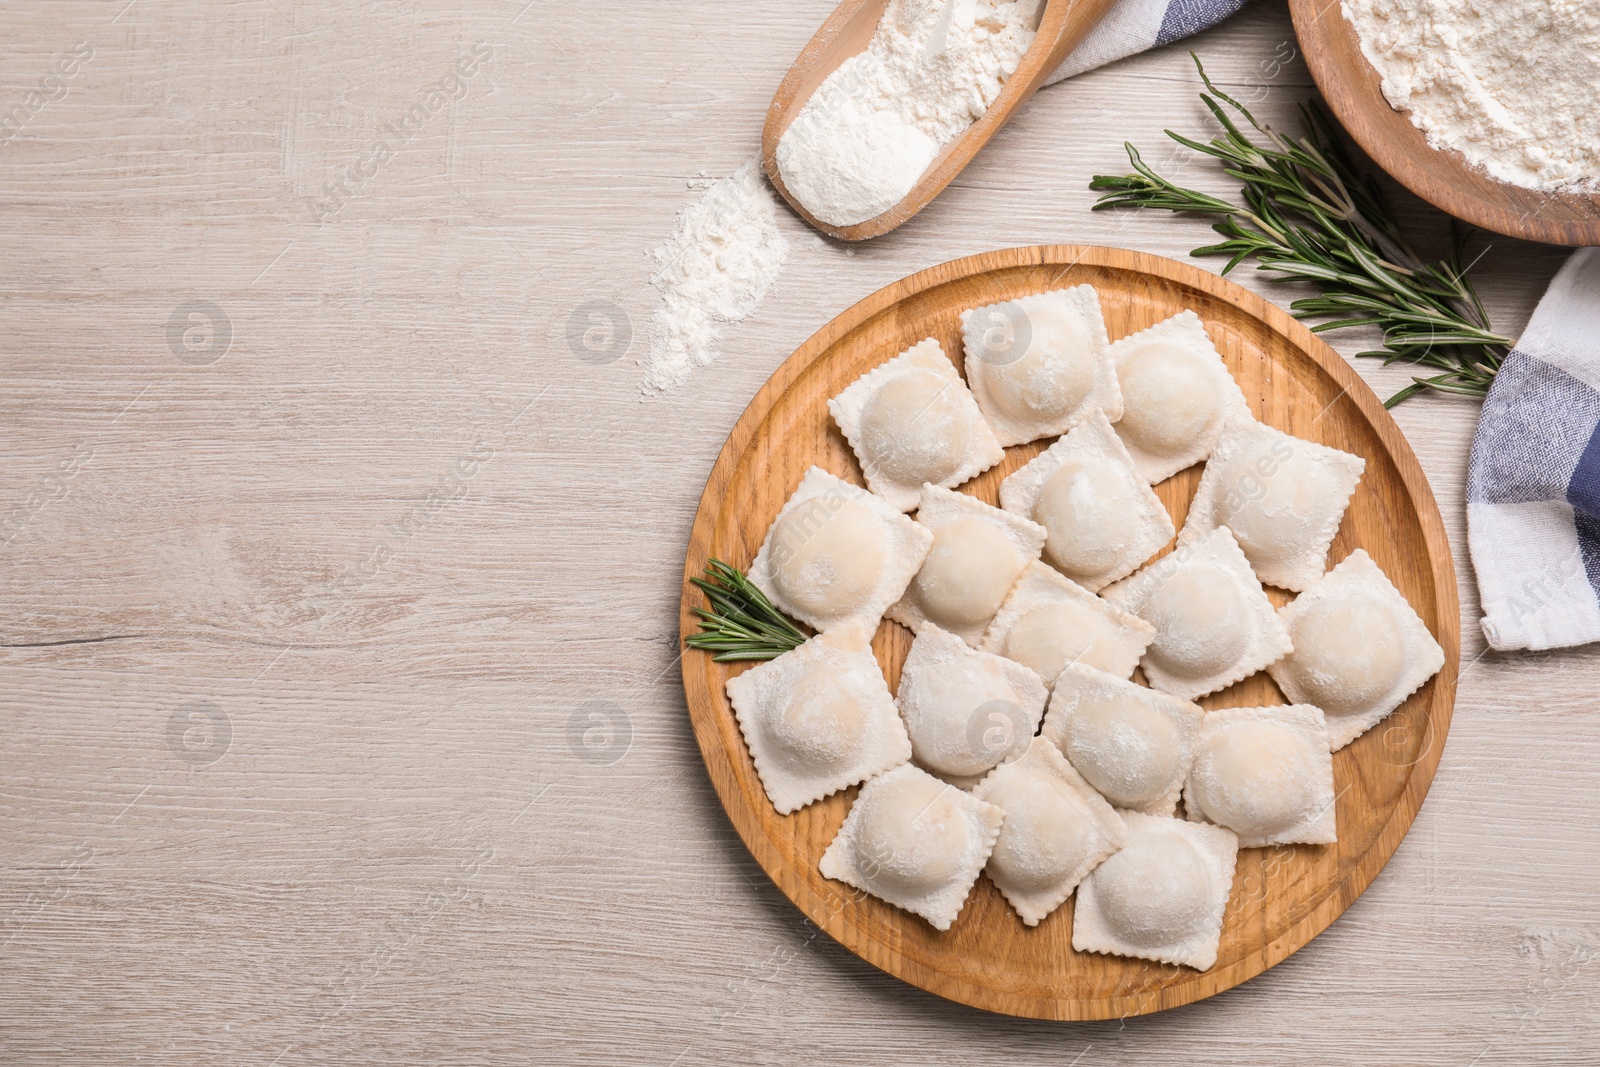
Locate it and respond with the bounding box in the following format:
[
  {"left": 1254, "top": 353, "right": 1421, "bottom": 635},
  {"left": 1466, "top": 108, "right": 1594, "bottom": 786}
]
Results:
[
  {"left": 749, "top": 467, "right": 933, "bottom": 633},
  {"left": 896, "top": 623, "right": 1047, "bottom": 781},
  {"left": 1042, "top": 663, "right": 1204, "bottom": 816},
  {"left": 999, "top": 410, "right": 1174, "bottom": 591},
  {"left": 980, "top": 562, "right": 1155, "bottom": 685},
  {"left": 1102, "top": 527, "right": 1293, "bottom": 700},
  {"left": 1107, "top": 310, "right": 1251, "bottom": 483},
  {"left": 828, "top": 339, "right": 1005, "bottom": 512},
  {"left": 1072, "top": 812, "right": 1239, "bottom": 971},
  {"left": 887, "top": 484, "right": 1046, "bottom": 646},
  {"left": 1266, "top": 549, "right": 1446, "bottom": 750},
  {"left": 1184, "top": 705, "right": 1337, "bottom": 847},
  {"left": 819, "top": 763, "right": 1004, "bottom": 931},
  {"left": 960, "top": 285, "right": 1121, "bottom": 446},
  {"left": 972, "top": 737, "right": 1126, "bottom": 926},
  {"left": 726, "top": 623, "right": 912, "bottom": 815},
  {"left": 1180, "top": 416, "right": 1366, "bottom": 591}
]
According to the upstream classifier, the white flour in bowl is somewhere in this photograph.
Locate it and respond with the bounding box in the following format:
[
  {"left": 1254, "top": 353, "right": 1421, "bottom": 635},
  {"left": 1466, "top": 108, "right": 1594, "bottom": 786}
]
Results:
[
  {"left": 777, "top": 0, "right": 1042, "bottom": 227},
  {"left": 642, "top": 159, "right": 790, "bottom": 396},
  {"left": 1342, "top": 0, "right": 1600, "bottom": 191}
]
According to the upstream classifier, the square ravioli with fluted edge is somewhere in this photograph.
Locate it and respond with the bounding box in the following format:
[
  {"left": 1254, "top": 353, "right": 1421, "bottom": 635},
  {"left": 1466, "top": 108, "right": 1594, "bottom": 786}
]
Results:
[
  {"left": 725, "top": 622, "right": 912, "bottom": 815},
  {"left": 959, "top": 284, "right": 1121, "bottom": 447},
  {"left": 1041, "top": 663, "right": 1204, "bottom": 816},
  {"left": 819, "top": 763, "right": 1004, "bottom": 931},
  {"left": 998, "top": 410, "right": 1175, "bottom": 592},
  {"left": 828, "top": 338, "right": 1005, "bottom": 512},
  {"left": 748, "top": 466, "right": 932, "bottom": 634},
  {"left": 895, "top": 623, "right": 1047, "bottom": 785},
  {"left": 1266, "top": 549, "right": 1446, "bottom": 750},
  {"left": 1183, "top": 704, "right": 1338, "bottom": 847},
  {"left": 887, "top": 483, "right": 1046, "bottom": 647},
  {"left": 980, "top": 561, "right": 1155, "bottom": 685},
  {"left": 1179, "top": 415, "right": 1366, "bottom": 592},
  {"left": 1102, "top": 526, "right": 1293, "bottom": 701},
  {"left": 971, "top": 737, "right": 1126, "bottom": 926},
  {"left": 1072, "top": 812, "right": 1239, "bottom": 971},
  {"left": 1106, "top": 310, "right": 1251, "bottom": 484}
]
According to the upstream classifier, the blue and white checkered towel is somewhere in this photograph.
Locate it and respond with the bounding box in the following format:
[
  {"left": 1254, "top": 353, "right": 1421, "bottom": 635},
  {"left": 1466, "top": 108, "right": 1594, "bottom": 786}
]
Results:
[
  {"left": 1469, "top": 249, "right": 1600, "bottom": 651},
  {"left": 1046, "top": 0, "right": 1248, "bottom": 84}
]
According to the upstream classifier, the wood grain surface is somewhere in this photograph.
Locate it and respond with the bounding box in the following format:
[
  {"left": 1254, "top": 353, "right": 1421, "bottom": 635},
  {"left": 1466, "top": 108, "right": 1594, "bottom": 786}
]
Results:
[
  {"left": 1289, "top": 0, "right": 1600, "bottom": 246},
  {"left": 0, "top": 1, "right": 1595, "bottom": 1064},
  {"left": 680, "top": 245, "right": 1459, "bottom": 1019}
]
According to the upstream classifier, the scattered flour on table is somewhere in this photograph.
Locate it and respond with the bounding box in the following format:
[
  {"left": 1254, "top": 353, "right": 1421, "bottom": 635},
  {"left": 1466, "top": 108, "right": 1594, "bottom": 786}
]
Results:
[
  {"left": 642, "top": 159, "right": 790, "bottom": 395},
  {"left": 1342, "top": 0, "right": 1600, "bottom": 191},
  {"left": 776, "top": 0, "right": 1042, "bottom": 227}
]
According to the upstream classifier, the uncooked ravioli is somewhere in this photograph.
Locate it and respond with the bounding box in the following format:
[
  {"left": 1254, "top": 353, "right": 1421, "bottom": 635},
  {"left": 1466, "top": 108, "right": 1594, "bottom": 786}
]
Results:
[
  {"left": 972, "top": 737, "right": 1126, "bottom": 926},
  {"left": 828, "top": 338, "right": 1004, "bottom": 511},
  {"left": 1071, "top": 811, "right": 1239, "bottom": 971},
  {"left": 1106, "top": 309, "right": 1251, "bottom": 484},
  {"left": 769, "top": 497, "right": 887, "bottom": 617},
  {"left": 766, "top": 670, "right": 868, "bottom": 769},
  {"left": 960, "top": 285, "right": 1121, "bottom": 447},
  {"left": 887, "top": 483, "right": 1046, "bottom": 647},
  {"left": 818, "top": 763, "right": 1005, "bottom": 931},
  {"left": 1095, "top": 827, "right": 1213, "bottom": 945},
  {"left": 1208, "top": 437, "right": 1335, "bottom": 565},
  {"left": 1178, "top": 416, "right": 1366, "bottom": 591},
  {"left": 852, "top": 771, "right": 972, "bottom": 892},
  {"left": 1004, "top": 601, "right": 1130, "bottom": 680},
  {"left": 1100, "top": 525, "right": 1292, "bottom": 702},
  {"left": 1183, "top": 704, "right": 1338, "bottom": 847},
  {"left": 1034, "top": 457, "right": 1135, "bottom": 577},
  {"left": 895, "top": 623, "right": 1047, "bottom": 779},
  {"left": 998, "top": 410, "right": 1174, "bottom": 592},
  {"left": 980, "top": 561, "right": 1155, "bottom": 685},
  {"left": 913, "top": 517, "right": 1020, "bottom": 625},
  {"left": 725, "top": 622, "right": 913, "bottom": 815},
  {"left": 1117, "top": 341, "right": 1222, "bottom": 454},
  {"left": 748, "top": 466, "right": 933, "bottom": 634},
  {"left": 1140, "top": 562, "right": 1250, "bottom": 677},
  {"left": 1266, "top": 549, "right": 1446, "bottom": 750},
  {"left": 858, "top": 368, "right": 972, "bottom": 485},
  {"left": 1287, "top": 595, "right": 1405, "bottom": 713},
  {"left": 1062, "top": 690, "right": 1186, "bottom": 809},
  {"left": 986, "top": 327, "right": 1095, "bottom": 423},
  {"left": 1041, "top": 663, "right": 1204, "bottom": 816}
]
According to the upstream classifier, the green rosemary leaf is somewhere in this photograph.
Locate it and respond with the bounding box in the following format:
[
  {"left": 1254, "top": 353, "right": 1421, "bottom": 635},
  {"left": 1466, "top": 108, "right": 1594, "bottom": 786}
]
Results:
[
  {"left": 1088, "top": 53, "right": 1507, "bottom": 405},
  {"left": 685, "top": 558, "right": 808, "bottom": 663},
  {"left": 1307, "top": 317, "right": 1387, "bottom": 332}
]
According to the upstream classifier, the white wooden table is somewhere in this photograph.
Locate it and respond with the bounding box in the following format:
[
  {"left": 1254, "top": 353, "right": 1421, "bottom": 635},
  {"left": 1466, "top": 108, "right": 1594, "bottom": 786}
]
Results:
[{"left": 1, "top": 1, "right": 1593, "bottom": 1063}]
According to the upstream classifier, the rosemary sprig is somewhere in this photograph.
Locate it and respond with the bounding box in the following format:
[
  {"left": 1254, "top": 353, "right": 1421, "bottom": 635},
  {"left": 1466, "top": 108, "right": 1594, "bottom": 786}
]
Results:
[
  {"left": 686, "top": 558, "right": 809, "bottom": 662},
  {"left": 1090, "top": 56, "right": 1513, "bottom": 406}
]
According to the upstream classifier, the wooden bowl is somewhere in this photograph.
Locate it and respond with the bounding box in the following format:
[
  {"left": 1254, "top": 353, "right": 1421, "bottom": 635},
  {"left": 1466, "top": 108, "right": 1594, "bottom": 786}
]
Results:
[
  {"left": 679, "top": 246, "right": 1460, "bottom": 1019},
  {"left": 1291, "top": 0, "right": 1600, "bottom": 246},
  {"left": 761, "top": 0, "right": 1120, "bottom": 242}
]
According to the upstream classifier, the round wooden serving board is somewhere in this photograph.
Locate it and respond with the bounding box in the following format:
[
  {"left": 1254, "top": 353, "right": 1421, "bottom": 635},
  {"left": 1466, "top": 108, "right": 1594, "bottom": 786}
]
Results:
[
  {"left": 679, "top": 246, "right": 1460, "bottom": 1020},
  {"left": 1290, "top": 0, "right": 1600, "bottom": 246}
]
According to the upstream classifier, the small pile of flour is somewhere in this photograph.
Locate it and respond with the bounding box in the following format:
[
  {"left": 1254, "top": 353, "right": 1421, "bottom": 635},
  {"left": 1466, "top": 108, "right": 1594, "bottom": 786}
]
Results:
[
  {"left": 1343, "top": 0, "right": 1600, "bottom": 191},
  {"left": 777, "top": 0, "right": 1042, "bottom": 227},
  {"left": 642, "top": 159, "right": 790, "bottom": 395}
]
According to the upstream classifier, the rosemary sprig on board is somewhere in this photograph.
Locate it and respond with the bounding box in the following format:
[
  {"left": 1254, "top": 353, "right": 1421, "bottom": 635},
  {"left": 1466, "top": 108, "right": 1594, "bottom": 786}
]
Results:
[
  {"left": 687, "top": 559, "right": 809, "bottom": 662},
  {"left": 1089, "top": 56, "right": 1513, "bottom": 406}
]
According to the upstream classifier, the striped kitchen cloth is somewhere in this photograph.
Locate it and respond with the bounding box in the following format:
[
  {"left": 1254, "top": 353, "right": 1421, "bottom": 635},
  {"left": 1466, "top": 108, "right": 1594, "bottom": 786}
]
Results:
[
  {"left": 1468, "top": 249, "right": 1600, "bottom": 651},
  {"left": 1046, "top": 0, "right": 1249, "bottom": 83}
]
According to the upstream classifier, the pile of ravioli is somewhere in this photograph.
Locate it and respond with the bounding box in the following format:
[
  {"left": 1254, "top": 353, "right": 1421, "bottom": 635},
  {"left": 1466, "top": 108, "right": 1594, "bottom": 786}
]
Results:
[{"left": 722, "top": 285, "right": 1446, "bottom": 973}]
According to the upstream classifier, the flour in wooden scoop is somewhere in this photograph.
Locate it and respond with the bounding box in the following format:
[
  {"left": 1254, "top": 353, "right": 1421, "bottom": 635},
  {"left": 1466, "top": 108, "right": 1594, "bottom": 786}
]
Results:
[{"left": 777, "top": 0, "right": 1042, "bottom": 227}]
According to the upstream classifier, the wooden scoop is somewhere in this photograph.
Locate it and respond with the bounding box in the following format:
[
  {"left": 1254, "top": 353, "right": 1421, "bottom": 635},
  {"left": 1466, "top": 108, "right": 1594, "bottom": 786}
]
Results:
[{"left": 762, "top": 0, "right": 1121, "bottom": 241}]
